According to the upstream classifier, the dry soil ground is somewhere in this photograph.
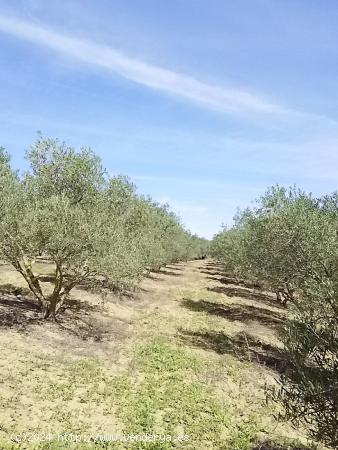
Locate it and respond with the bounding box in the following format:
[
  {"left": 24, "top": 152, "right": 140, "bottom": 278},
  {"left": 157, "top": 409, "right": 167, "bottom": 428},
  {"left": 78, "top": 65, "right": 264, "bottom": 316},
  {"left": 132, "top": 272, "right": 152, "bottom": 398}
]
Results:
[{"left": 0, "top": 260, "right": 322, "bottom": 450}]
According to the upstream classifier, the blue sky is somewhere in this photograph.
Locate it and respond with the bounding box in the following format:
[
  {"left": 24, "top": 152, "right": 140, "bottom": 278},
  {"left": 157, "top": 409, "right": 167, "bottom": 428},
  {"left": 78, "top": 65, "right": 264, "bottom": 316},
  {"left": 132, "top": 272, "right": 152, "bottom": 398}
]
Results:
[{"left": 0, "top": 0, "right": 338, "bottom": 238}]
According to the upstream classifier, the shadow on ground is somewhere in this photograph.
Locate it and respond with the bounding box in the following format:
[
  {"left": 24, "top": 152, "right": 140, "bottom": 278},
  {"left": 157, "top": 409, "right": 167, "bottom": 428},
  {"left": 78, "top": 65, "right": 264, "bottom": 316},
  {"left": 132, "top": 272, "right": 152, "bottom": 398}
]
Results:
[
  {"left": 159, "top": 269, "right": 182, "bottom": 277},
  {"left": 218, "top": 275, "right": 262, "bottom": 289},
  {"left": 0, "top": 294, "right": 42, "bottom": 328},
  {"left": 200, "top": 269, "right": 227, "bottom": 277},
  {"left": 202, "top": 268, "right": 264, "bottom": 290},
  {"left": 207, "top": 285, "right": 284, "bottom": 310},
  {"left": 56, "top": 297, "right": 121, "bottom": 342},
  {"left": 165, "top": 265, "right": 183, "bottom": 271},
  {"left": 150, "top": 269, "right": 183, "bottom": 277},
  {"left": 204, "top": 261, "right": 223, "bottom": 269},
  {"left": 179, "top": 328, "right": 286, "bottom": 373},
  {"left": 0, "top": 291, "right": 126, "bottom": 342},
  {"left": 181, "top": 298, "right": 284, "bottom": 328},
  {"left": 204, "top": 272, "right": 263, "bottom": 289},
  {"left": 0, "top": 283, "right": 32, "bottom": 297}
]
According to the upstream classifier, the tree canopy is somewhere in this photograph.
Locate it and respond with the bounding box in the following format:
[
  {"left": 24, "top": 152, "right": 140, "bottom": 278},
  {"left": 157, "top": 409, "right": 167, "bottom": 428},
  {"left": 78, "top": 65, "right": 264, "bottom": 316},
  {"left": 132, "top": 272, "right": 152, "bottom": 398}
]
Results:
[
  {"left": 0, "top": 137, "right": 208, "bottom": 318},
  {"left": 211, "top": 185, "right": 338, "bottom": 447}
]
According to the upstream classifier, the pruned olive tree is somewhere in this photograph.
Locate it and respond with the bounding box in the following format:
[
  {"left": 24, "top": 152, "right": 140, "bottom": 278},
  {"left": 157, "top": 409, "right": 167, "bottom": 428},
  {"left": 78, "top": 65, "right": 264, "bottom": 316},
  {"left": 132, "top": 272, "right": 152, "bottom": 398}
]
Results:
[
  {"left": 188, "top": 234, "right": 210, "bottom": 260},
  {"left": 211, "top": 226, "right": 247, "bottom": 277},
  {"left": 273, "top": 277, "right": 338, "bottom": 448},
  {"left": 0, "top": 139, "right": 118, "bottom": 317},
  {"left": 212, "top": 185, "right": 338, "bottom": 447},
  {"left": 0, "top": 137, "right": 204, "bottom": 318},
  {"left": 0, "top": 140, "right": 135, "bottom": 317},
  {"left": 211, "top": 186, "right": 336, "bottom": 304},
  {"left": 269, "top": 191, "right": 338, "bottom": 447}
]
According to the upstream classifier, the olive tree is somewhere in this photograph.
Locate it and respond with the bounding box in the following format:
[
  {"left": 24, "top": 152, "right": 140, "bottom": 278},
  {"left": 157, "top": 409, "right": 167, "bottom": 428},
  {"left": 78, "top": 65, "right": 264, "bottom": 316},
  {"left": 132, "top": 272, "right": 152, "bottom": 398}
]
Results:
[
  {"left": 273, "top": 277, "right": 338, "bottom": 448},
  {"left": 212, "top": 186, "right": 336, "bottom": 304},
  {"left": 211, "top": 226, "right": 246, "bottom": 277},
  {"left": 269, "top": 192, "right": 338, "bottom": 447},
  {"left": 0, "top": 139, "right": 150, "bottom": 317},
  {"left": 212, "top": 185, "right": 338, "bottom": 446},
  {"left": 0, "top": 139, "right": 120, "bottom": 317},
  {"left": 188, "top": 235, "right": 210, "bottom": 260},
  {"left": 0, "top": 138, "right": 203, "bottom": 318}
]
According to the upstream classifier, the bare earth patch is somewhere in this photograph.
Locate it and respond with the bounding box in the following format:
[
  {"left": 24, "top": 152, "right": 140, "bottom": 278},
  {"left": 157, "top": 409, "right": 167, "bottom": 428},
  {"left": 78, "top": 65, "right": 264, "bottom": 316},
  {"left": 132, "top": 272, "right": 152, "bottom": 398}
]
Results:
[{"left": 0, "top": 260, "right": 323, "bottom": 449}]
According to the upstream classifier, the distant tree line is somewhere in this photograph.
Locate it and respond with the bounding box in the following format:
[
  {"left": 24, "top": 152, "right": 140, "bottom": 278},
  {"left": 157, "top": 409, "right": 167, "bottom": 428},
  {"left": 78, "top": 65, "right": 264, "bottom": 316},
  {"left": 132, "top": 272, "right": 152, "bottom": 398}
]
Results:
[
  {"left": 0, "top": 137, "right": 209, "bottom": 319},
  {"left": 211, "top": 186, "right": 338, "bottom": 448}
]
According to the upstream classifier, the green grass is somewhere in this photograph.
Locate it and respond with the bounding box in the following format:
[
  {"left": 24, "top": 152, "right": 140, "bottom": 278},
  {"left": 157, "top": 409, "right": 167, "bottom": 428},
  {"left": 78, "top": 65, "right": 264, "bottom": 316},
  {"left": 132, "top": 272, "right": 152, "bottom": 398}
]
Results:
[
  {"left": 0, "top": 341, "right": 316, "bottom": 450},
  {"left": 0, "top": 263, "right": 320, "bottom": 450},
  {"left": 0, "top": 339, "right": 262, "bottom": 450},
  {"left": 135, "top": 338, "right": 201, "bottom": 373},
  {"left": 111, "top": 338, "right": 269, "bottom": 450}
]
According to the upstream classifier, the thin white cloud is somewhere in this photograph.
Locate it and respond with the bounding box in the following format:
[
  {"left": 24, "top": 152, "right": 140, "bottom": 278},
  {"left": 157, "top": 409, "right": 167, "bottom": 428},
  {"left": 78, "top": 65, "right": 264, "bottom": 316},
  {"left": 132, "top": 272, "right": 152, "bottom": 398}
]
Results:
[{"left": 0, "top": 14, "right": 319, "bottom": 118}]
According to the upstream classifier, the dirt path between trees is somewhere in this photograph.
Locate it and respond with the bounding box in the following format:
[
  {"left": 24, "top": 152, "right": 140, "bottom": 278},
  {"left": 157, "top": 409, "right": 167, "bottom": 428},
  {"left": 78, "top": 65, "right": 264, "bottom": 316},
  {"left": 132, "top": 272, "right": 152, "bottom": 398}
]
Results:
[{"left": 0, "top": 260, "right": 312, "bottom": 450}]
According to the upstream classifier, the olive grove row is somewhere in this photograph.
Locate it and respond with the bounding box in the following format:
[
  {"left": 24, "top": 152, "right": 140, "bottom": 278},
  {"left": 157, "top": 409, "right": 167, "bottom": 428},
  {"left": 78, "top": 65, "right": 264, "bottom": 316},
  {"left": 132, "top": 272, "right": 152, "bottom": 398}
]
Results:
[
  {"left": 211, "top": 186, "right": 338, "bottom": 448},
  {"left": 0, "top": 137, "right": 208, "bottom": 319}
]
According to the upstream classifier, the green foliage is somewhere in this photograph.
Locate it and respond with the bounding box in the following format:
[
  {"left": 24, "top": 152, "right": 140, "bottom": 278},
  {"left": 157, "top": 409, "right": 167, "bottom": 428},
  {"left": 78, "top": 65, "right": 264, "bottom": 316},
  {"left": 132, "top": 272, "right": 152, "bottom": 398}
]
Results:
[
  {"left": 25, "top": 136, "right": 107, "bottom": 204},
  {"left": 135, "top": 338, "right": 200, "bottom": 373},
  {"left": 212, "top": 184, "right": 338, "bottom": 447},
  {"left": 3, "top": 340, "right": 258, "bottom": 450},
  {"left": 0, "top": 137, "right": 208, "bottom": 318},
  {"left": 274, "top": 277, "right": 338, "bottom": 447},
  {"left": 113, "top": 338, "right": 231, "bottom": 449}
]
